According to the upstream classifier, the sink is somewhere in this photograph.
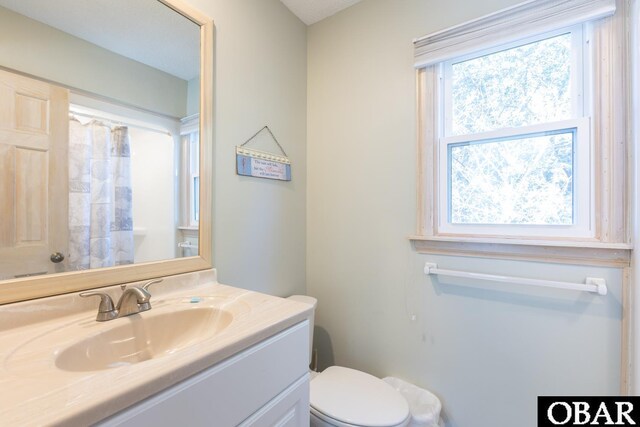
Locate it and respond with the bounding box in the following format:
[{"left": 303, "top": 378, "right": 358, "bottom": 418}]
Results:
[
  {"left": 55, "top": 306, "right": 233, "bottom": 372},
  {"left": 3, "top": 294, "right": 251, "bottom": 375}
]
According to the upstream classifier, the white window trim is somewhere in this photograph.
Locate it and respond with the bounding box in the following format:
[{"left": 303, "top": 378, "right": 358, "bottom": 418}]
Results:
[
  {"left": 189, "top": 134, "right": 200, "bottom": 227},
  {"left": 413, "top": 0, "right": 615, "bottom": 67},
  {"left": 179, "top": 114, "right": 200, "bottom": 229},
  {"left": 411, "top": 0, "right": 631, "bottom": 267}
]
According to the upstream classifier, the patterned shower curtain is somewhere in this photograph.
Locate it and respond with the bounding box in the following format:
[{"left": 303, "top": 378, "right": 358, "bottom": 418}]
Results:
[{"left": 68, "top": 118, "right": 134, "bottom": 270}]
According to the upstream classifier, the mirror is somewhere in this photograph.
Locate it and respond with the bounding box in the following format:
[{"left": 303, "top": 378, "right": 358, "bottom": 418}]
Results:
[{"left": 0, "top": 0, "right": 213, "bottom": 304}]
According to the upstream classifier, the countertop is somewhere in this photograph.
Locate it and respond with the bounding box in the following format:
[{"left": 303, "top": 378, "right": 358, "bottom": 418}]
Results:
[{"left": 0, "top": 269, "right": 312, "bottom": 426}]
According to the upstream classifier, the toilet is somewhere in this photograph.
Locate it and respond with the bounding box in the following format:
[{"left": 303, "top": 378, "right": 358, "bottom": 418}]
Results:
[{"left": 288, "top": 295, "right": 411, "bottom": 427}]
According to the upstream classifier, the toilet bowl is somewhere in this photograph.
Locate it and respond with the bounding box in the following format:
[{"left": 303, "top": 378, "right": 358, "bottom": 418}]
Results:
[{"left": 288, "top": 295, "right": 410, "bottom": 427}]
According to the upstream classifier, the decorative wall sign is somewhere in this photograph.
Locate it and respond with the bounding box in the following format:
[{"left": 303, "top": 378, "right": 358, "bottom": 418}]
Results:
[{"left": 236, "top": 126, "right": 292, "bottom": 181}]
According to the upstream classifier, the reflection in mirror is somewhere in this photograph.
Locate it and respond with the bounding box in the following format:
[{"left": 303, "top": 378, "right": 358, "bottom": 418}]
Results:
[{"left": 0, "top": 0, "right": 211, "bottom": 300}]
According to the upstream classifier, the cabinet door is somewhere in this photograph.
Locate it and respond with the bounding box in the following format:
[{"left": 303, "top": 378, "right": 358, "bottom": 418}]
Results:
[
  {"left": 239, "top": 375, "right": 309, "bottom": 427},
  {"left": 98, "top": 321, "right": 309, "bottom": 427}
]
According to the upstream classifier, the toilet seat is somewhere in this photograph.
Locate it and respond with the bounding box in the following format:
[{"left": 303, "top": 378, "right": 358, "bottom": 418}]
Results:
[{"left": 310, "top": 366, "right": 410, "bottom": 427}]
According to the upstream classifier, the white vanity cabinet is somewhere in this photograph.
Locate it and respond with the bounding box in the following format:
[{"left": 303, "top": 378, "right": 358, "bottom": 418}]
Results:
[{"left": 98, "top": 320, "right": 310, "bottom": 427}]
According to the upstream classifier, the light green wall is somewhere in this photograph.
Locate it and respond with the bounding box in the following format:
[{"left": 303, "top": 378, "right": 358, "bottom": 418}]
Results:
[
  {"left": 187, "top": 77, "right": 200, "bottom": 117},
  {"left": 184, "top": 0, "right": 307, "bottom": 297},
  {"left": 0, "top": 6, "right": 187, "bottom": 118},
  {"left": 307, "top": 1, "right": 622, "bottom": 427}
]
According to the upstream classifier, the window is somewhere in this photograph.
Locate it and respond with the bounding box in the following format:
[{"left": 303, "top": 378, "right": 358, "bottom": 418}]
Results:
[
  {"left": 412, "top": 0, "right": 630, "bottom": 263},
  {"left": 179, "top": 114, "right": 200, "bottom": 229},
  {"left": 183, "top": 130, "right": 200, "bottom": 227},
  {"left": 188, "top": 131, "right": 200, "bottom": 225},
  {"left": 438, "top": 28, "right": 592, "bottom": 238}
]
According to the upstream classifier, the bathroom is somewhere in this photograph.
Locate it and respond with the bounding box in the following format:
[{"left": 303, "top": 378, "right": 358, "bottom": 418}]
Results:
[{"left": 0, "top": 0, "right": 637, "bottom": 426}]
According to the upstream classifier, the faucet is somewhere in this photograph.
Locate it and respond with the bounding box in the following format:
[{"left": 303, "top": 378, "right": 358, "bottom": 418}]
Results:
[
  {"left": 116, "top": 285, "right": 152, "bottom": 317},
  {"left": 80, "top": 279, "right": 163, "bottom": 321}
]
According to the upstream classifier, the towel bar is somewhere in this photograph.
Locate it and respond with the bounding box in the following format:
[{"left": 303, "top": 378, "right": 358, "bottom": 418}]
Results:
[{"left": 424, "top": 262, "right": 607, "bottom": 296}]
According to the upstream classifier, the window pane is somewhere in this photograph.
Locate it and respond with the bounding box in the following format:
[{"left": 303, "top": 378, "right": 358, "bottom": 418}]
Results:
[
  {"left": 193, "top": 176, "right": 200, "bottom": 222},
  {"left": 190, "top": 132, "right": 199, "bottom": 174},
  {"left": 451, "top": 33, "right": 572, "bottom": 135},
  {"left": 448, "top": 130, "right": 574, "bottom": 225}
]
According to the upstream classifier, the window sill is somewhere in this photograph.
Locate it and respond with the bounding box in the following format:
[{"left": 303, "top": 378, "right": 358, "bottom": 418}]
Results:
[{"left": 409, "top": 235, "right": 632, "bottom": 267}]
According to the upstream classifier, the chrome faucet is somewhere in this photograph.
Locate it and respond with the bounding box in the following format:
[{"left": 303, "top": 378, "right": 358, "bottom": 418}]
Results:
[
  {"left": 116, "top": 285, "right": 152, "bottom": 317},
  {"left": 80, "top": 279, "right": 163, "bottom": 321}
]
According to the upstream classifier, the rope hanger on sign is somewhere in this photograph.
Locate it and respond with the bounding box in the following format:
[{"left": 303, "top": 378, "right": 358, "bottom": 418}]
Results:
[{"left": 236, "top": 125, "right": 292, "bottom": 181}]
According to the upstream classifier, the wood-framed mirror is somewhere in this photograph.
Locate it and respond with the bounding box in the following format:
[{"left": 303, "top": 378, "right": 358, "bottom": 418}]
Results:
[{"left": 0, "top": 0, "right": 213, "bottom": 304}]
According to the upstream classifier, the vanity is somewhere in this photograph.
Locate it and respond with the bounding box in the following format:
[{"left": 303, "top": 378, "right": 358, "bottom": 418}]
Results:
[{"left": 0, "top": 269, "right": 312, "bottom": 426}]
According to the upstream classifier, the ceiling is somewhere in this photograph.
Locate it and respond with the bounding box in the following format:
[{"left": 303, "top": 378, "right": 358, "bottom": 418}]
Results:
[
  {"left": 0, "top": 0, "right": 200, "bottom": 81},
  {"left": 280, "top": 0, "right": 362, "bottom": 25}
]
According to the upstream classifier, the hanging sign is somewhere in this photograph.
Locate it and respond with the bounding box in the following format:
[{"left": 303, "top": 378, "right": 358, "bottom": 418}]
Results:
[
  {"left": 236, "top": 126, "right": 292, "bottom": 181},
  {"left": 236, "top": 147, "right": 291, "bottom": 181}
]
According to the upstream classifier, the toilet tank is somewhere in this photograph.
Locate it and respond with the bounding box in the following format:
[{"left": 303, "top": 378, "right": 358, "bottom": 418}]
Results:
[{"left": 287, "top": 295, "right": 317, "bottom": 366}]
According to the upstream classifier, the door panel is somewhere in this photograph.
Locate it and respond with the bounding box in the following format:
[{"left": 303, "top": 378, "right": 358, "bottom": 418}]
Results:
[{"left": 0, "top": 69, "right": 69, "bottom": 279}]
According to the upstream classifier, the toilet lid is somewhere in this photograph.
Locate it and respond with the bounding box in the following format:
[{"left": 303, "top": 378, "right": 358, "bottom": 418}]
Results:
[{"left": 310, "top": 366, "right": 409, "bottom": 427}]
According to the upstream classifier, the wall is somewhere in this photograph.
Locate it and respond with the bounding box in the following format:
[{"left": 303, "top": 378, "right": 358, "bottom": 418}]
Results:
[
  {"left": 0, "top": 6, "right": 187, "bottom": 118},
  {"left": 632, "top": 0, "right": 640, "bottom": 395},
  {"left": 130, "top": 128, "right": 176, "bottom": 264},
  {"left": 306, "top": 1, "right": 624, "bottom": 427},
  {"left": 187, "top": 77, "right": 200, "bottom": 117},
  {"left": 183, "top": 0, "right": 307, "bottom": 296}
]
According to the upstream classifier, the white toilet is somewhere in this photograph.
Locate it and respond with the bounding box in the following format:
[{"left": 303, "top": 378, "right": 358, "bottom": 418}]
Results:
[{"left": 288, "top": 295, "right": 411, "bottom": 427}]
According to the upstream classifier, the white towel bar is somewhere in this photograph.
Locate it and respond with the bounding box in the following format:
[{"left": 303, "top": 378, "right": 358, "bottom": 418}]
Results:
[
  {"left": 178, "top": 242, "right": 199, "bottom": 250},
  {"left": 424, "top": 262, "right": 607, "bottom": 296}
]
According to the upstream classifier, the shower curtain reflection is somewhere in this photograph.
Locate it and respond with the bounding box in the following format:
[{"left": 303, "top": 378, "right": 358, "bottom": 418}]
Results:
[{"left": 68, "top": 118, "right": 134, "bottom": 270}]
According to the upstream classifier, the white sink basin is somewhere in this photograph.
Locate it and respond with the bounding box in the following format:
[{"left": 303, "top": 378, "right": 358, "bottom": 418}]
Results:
[
  {"left": 3, "top": 295, "right": 251, "bottom": 375},
  {"left": 55, "top": 306, "right": 233, "bottom": 372}
]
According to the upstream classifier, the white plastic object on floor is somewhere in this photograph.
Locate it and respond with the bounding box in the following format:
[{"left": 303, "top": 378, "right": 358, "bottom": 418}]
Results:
[{"left": 382, "top": 377, "right": 442, "bottom": 427}]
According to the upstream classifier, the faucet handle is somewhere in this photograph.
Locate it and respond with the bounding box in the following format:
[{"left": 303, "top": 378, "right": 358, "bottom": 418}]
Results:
[
  {"left": 79, "top": 291, "right": 118, "bottom": 321},
  {"left": 142, "top": 279, "right": 163, "bottom": 293}
]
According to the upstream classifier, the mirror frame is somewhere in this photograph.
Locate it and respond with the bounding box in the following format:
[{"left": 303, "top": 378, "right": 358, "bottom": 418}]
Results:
[{"left": 0, "top": 0, "right": 213, "bottom": 305}]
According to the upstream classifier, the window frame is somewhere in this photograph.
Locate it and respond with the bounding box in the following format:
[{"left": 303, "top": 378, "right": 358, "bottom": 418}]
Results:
[
  {"left": 181, "top": 129, "right": 200, "bottom": 228},
  {"left": 411, "top": 1, "right": 631, "bottom": 265},
  {"left": 436, "top": 26, "right": 593, "bottom": 239},
  {"left": 178, "top": 114, "right": 200, "bottom": 231},
  {"left": 188, "top": 131, "right": 200, "bottom": 226}
]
